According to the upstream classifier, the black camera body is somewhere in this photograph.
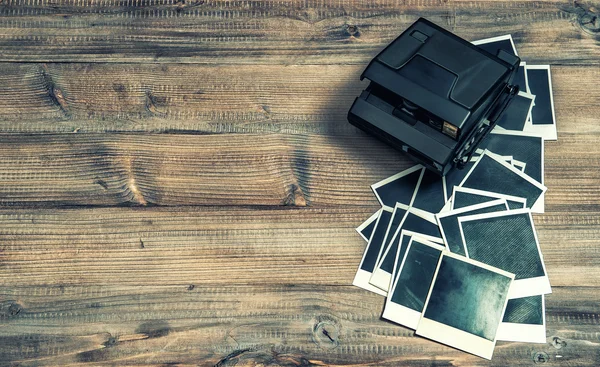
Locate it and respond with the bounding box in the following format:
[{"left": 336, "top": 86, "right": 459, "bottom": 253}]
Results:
[{"left": 348, "top": 18, "right": 520, "bottom": 176}]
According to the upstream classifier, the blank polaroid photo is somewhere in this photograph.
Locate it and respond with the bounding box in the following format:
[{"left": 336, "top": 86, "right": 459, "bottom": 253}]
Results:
[
  {"left": 371, "top": 165, "right": 423, "bottom": 210},
  {"left": 458, "top": 209, "right": 552, "bottom": 299},
  {"left": 370, "top": 210, "right": 443, "bottom": 291},
  {"left": 514, "top": 62, "right": 530, "bottom": 94},
  {"left": 523, "top": 65, "right": 558, "bottom": 141},
  {"left": 497, "top": 295, "right": 546, "bottom": 343},
  {"left": 411, "top": 169, "right": 446, "bottom": 216},
  {"left": 382, "top": 237, "right": 445, "bottom": 329},
  {"left": 459, "top": 151, "right": 546, "bottom": 213},
  {"left": 353, "top": 208, "right": 393, "bottom": 296},
  {"left": 472, "top": 34, "right": 518, "bottom": 56},
  {"left": 452, "top": 187, "right": 526, "bottom": 211},
  {"left": 356, "top": 210, "right": 380, "bottom": 243},
  {"left": 437, "top": 200, "right": 509, "bottom": 256},
  {"left": 481, "top": 130, "right": 545, "bottom": 211},
  {"left": 479, "top": 130, "right": 544, "bottom": 185},
  {"left": 371, "top": 204, "right": 408, "bottom": 269},
  {"left": 417, "top": 252, "right": 514, "bottom": 360},
  {"left": 495, "top": 91, "right": 535, "bottom": 131}
]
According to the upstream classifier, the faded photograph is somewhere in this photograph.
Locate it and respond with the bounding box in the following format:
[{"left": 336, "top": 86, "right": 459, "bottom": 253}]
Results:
[
  {"left": 380, "top": 212, "right": 441, "bottom": 273},
  {"left": 461, "top": 213, "right": 545, "bottom": 279},
  {"left": 438, "top": 202, "right": 507, "bottom": 256},
  {"left": 478, "top": 132, "right": 543, "bottom": 183},
  {"left": 503, "top": 295, "right": 544, "bottom": 325},
  {"left": 424, "top": 256, "right": 512, "bottom": 341},
  {"left": 461, "top": 154, "right": 544, "bottom": 209},
  {"left": 360, "top": 210, "right": 393, "bottom": 272},
  {"left": 373, "top": 167, "right": 422, "bottom": 208},
  {"left": 411, "top": 169, "right": 446, "bottom": 213},
  {"left": 391, "top": 240, "right": 442, "bottom": 311}
]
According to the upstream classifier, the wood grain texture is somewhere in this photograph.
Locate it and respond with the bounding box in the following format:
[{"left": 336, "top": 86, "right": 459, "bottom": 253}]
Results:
[
  {"left": 1, "top": 0, "right": 599, "bottom": 365},
  {"left": 0, "top": 207, "right": 599, "bottom": 288},
  {"left": 0, "top": 133, "right": 410, "bottom": 207},
  {"left": 0, "top": 64, "right": 598, "bottom": 134},
  {"left": 0, "top": 0, "right": 598, "bottom": 64},
  {"left": 0, "top": 132, "right": 599, "bottom": 208},
  {"left": 0, "top": 284, "right": 599, "bottom": 366}
]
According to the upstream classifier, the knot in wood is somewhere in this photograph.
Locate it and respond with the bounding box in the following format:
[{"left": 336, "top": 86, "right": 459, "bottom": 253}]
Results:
[
  {"left": 8, "top": 302, "right": 22, "bottom": 316},
  {"left": 311, "top": 315, "right": 340, "bottom": 349},
  {"left": 533, "top": 351, "right": 549, "bottom": 363},
  {"left": 552, "top": 336, "right": 567, "bottom": 349},
  {"left": 345, "top": 24, "right": 360, "bottom": 38},
  {"left": 571, "top": 2, "right": 600, "bottom": 35},
  {"left": 103, "top": 336, "right": 118, "bottom": 347}
]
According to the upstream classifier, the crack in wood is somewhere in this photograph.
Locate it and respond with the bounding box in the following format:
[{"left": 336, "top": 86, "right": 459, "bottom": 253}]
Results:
[{"left": 214, "top": 348, "right": 252, "bottom": 367}]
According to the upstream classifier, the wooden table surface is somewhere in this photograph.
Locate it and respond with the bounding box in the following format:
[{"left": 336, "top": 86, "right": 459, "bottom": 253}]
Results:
[{"left": 1, "top": 1, "right": 599, "bottom": 366}]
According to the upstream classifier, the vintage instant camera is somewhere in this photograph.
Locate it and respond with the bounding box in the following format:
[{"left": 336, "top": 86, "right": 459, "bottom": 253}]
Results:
[{"left": 348, "top": 18, "right": 520, "bottom": 175}]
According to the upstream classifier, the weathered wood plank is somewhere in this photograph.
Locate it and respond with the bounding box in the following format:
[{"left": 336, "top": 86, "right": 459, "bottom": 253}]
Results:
[
  {"left": 0, "top": 133, "right": 409, "bottom": 207},
  {"left": 0, "top": 63, "right": 597, "bottom": 135},
  {"left": 0, "top": 0, "right": 597, "bottom": 63},
  {"left": 0, "top": 132, "right": 595, "bottom": 208},
  {"left": 0, "top": 132, "right": 598, "bottom": 208},
  {"left": 0, "top": 207, "right": 598, "bottom": 287},
  {"left": 0, "top": 284, "right": 598, "bottom": 365},
  {"left": 0, "top": 1, "right": 598, "bottom": 366},
  {"left": 0, "top": 133, "right": 573, "bottom": 207}
]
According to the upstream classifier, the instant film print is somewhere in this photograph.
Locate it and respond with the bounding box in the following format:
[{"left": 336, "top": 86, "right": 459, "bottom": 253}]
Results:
[
  {"left": 479, "top": 130, "right": 544, "bottom": 184},
  {"left": 371, "top": 165, "right": 423, "bottom": 210},
  {"left": 356, "top": 210, "right": 380, "bottom": 242},
  {"left": 437, "top": 200, "right": 509, "bottom": 256},
  {"left": 370, "top": 209, "right": 443, "bottom": 291},
  {"left": 524, "top": 65, "right": 558, "bottom": 140},
  {"left": 479, "top": 130, "right": 545, "bottom": 211},
  {"left": 372, "top": 204, "right": 409, "bottom": 269},
  {"left": 382, "top": 237, "right": 445, "bottom": 329},
  {"left": 495, "top": 91, "right": 535, "bottom": 131},
  {"left": 472, "top": 34, "right": 518, "bottom": 56},
  {"left": 417, "top": 252, "right": 514, "bottom": 360},
  {"left": 458, "top": 209, "right": 552, "bottom": 299},
  {"left": 411, "top": 169, "right": 446, "bottom": 216},
  {"left": 451, "top": 187, "right": 526, "bottom": 211},
  {"left": 515, "top": 62, "right": 530, "bottom": 94},
  {"left": 459, "top": 151, "right": 546, "bottom": 213},
  {"left": 353, "top": 208, "right": 393, "bottom": 296},
  {"left": 497, "top": 295, "right": 546, "bottom": 343}
]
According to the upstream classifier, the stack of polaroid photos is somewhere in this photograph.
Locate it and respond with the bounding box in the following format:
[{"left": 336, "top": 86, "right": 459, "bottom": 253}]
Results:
[{"left": 353, "top": 35, "right": 557, "bottom": 360}]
